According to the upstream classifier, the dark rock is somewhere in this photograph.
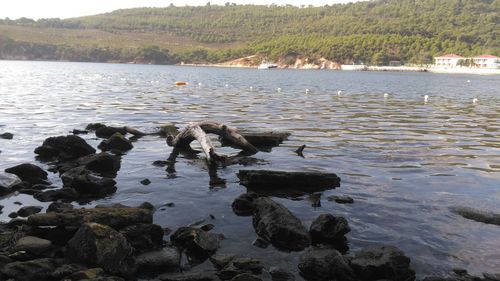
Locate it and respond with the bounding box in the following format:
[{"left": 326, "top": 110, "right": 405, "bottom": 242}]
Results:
[
  {"left": 67, "top": 223, "right": 136, "bottom": 278},
  {"left": 19, "top": 189, "right": 42, "bottom": 195},
  {"left": 17, "top": 206, "right": 43, "bottom": 217},
  {"left": 327, "top": 195, "right": 354, "bottom": 204},
  {"left": 451, "top": 207, "right": 500, "bottom": 226},
  {"left": 231, "top": 273, "right": 262, "bottom": 281},
  {"left": 251, "top": 238, "right": 269, "bottom": 249},
  {"left": 350, "top": 245, "right": 415, "bottom": 281},
  {"left": 31, "top": 184, "right": 56, "bottom": 190},
  {"left": 5, "top": 163, "right": 48, "bottom": 182},
  {"left": 8, "top": 212, "right": 18, "bottom": 218},
  {"left": 298, "top": 247, "right": 355, "bottom": 281},
  {"left": 76, "top": 152, "right": 121, "bottom": 176},
  {"left": 28, "top": 225, "right": 79, "bottom": 246},
  {"left": 47, "top": 201, "right": 74, "bottom": 212},
  {"left": 484, "top": 273, "right": 500, "bottom": 281},
  {"left": 0, "top": 172, "right": 22, "bottom": 195},
  {"left": 68, "top": 267, "right": 105, "bottom": 280},
  {"left": 14, "top": 236, "right": 52, "bottom": 256},
  {"left": 0, "top": 258, "right": 58, "bottom": 281},
  {"left": 158, "top": 272, "right": 220, "bottom": 281},
  {"left": 139, "top": 202, "right": 155, "bottom": 211},
  {"left": 34, "top": 188, "right": 79, "bottom": 202},
  {"left": 200, "top": 224, "right": 215, "bottom": 232},
  {"left": 34, "top": 135, "right": 96, "bottom": 161},
  {"left": 95, "top": 126, "right": 127, "bottom": 138},
  {"left": 141, "top": 178, "right": 151, "bottom": 185},
  {"left": 238, "top": 170, "right": 340, "bottom": 195},
  {"left": 86, "top": 123, "right": 106, "bottom": 131},
  {"left": 28, "top": 207, "right": 153, "bottom": 228},
  {"left": 136, "top": 247, "right": 180, "bottom": 273},
  {"left": 0, "top": 254, "right": 13, "bottom": 270},
  {"left": 120, "top": 223, "right": 164, "bottom": 253},
  {"left": 61, "top": 167, "right": 116, "bottom": 196},
  {"left": 232, "top": 193, "right": 258, "bottom": 216},
  {"left": 171, "top": 227, "right": 219, "bottom": 261},
  {"left": 14, "top": 201, "right": 23, "bottom": 205},
  {"left": 252, "top": 197, "right": 310, "bottom": 251},
  {"left": 98, "top": 133, "right": 133, "bottom": 152},
  {"left": 210, "top": 254, "right": 236, "bottom": 270},
  {"left": 52, "top": 263, "right": 86, "bottom": 279},
  {"left": 72, "top": 129, "right": 89, "bottom": 135},
  {"left": 218, "top": 257, "right": 263, "bottom": 280},
  {"left": 0, "top": 132, "right": 14, "bottom": 139},
  {"left": 309, "top": 214, "right": 350, "bottom": 244},
  {"left": 157, "top": 123, "right": 179, "bottom": 137},
  {"left": 269, "top": 267, "right": 295, "bottom": 281}
]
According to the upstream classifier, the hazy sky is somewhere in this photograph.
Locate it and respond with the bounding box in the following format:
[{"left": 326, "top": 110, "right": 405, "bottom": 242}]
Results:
[{"left": 0, "top": 0, "right": 361, "bottom": 20}]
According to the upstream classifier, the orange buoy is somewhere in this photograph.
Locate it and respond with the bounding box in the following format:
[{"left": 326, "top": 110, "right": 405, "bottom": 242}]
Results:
[{"left": 175, "top": 81, "right": 188, "bottom": 86}]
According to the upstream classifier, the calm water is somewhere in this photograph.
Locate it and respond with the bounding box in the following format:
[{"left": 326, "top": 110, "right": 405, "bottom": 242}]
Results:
[{"left": 0, "top": 61, "right": 499, "bottom": 278}]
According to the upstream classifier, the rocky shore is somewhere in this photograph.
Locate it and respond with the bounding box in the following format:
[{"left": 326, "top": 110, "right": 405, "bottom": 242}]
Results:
[{"left": 1, "top": 124, "right": 499, "bottom": 281}]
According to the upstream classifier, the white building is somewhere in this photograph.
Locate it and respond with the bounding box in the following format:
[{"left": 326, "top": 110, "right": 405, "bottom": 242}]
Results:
[
  {"left": 472, "top": 55, "right": 500, "bottom": 69},
  {"left": 434, "top": 54, "right": 464, "bottom": 67}
]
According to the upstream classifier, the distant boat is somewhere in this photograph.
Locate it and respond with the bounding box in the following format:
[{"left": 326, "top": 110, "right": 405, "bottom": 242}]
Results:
[{"left": 257, "top": 61, "right": 278, "bottom": 69}]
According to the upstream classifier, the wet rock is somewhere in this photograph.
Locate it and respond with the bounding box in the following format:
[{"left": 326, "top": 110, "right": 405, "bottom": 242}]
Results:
[
  {"left": 252, "top": 197, "right": 310, "bottom": 251},
  {"left": 17, "top": 206, "right": 43, "bottom": 217},
  {"left": 47, "top": 201, "right": 74, "bottom": 212},
  {"left": 269, "top": 266, "right": 295, "bottom": 281},
  {"left": 327, "top": 195, "right": 354, "bottom": 204},
  {"left": 98, "top": 133, "right": 133, "bottom": 152},
  {"left": 238, "top": 170, "right": 340, "bottom": 192},
  {"left": 0, "top": 132, "right": 14, "bottom": 139},
  {"left": 28, "top": 207, "right": 153, "bottom": 228},
  {"left": 232, "top": 193, "right": 258, "bottom": 216},
  {"left": 0, "top": 258, "right": 58, "bottom": 281},
  {"left": 210, "top": 254, "right": 236, "bottom": 270},
  {"left": 5, "top": 163, "right": 48, "bottom": 182},
  {"left": 31, "top": 184, "right": 56, "bottom": 190},
  {"left": 76, "top": 152, "right": 121, "bottom": 176},
  {"left": 309, "top": 214, "right": 350, "bottom": 245},
  {"left": 451, "top": 207, "right": 500, "bottom": 226},
  {"left": 28, "top": 225, "right": 79, "bottom": 246},
  {"left": 171, "top": 227, "right": 219, "bottom": 260},
  {"left": 8, "top": 212, "right": 18, "bottom": 218},
  {"left": 200, "top": 224, "right": 215, "bottom": 232},
  {"left": 0, "top": 172, "right": 22, "bottom": 195},
  {"left": 252, "top": 237, "right": 269, "bottom": 249},
  {"left": 484, "top": 273, "right": 500, "bottom": 281},
  {"left": 67, "top": 223, "right": 136, "bottom": 278},
  {"left": 61, "top": 167, "right": 116, "bottom": 196},
  {"left": 86, "top": 123, "right": 106, "bottom": 131},
  {"left": 68, "top": 267, "right": 105, "bottom": 280},
  {"left": 218, "top": 257, "right": 264, "bottom": 280},
  {"left": 141, "top": 178, "right": 151, "bottom": 185},
  {"left": 158, "top": 271, "right": 219, "bottom": 281},
  {"left": 157, "top": 123, "right": 180, "bottom": 137},
  {"left": 0, "top": 254, "right": 13, "bottom": 270},
  {"left": 72, "top": 129, "right": 88, "bottom": 135},
  {"left": 231, "top": 273, "right": 262, "bottom": 281},
  {"left": 14, "top": 236, "right": 52, "bottom": 256},
  {"left": 120, "top": 223, "right": 164, "bottom": 253},
  {"left": 350, "top": 245, "right": 415, "bottom": 281},
  {"left": 298, "top": 247, "right": 355, "bottom": 281},
  {"left": 95, "top": 126, "right": 128, "bottom": 139},
  {"left": 34, "top": 188, "right": 80, "bottom": 202},
  {"left": 34, "top": 135, "right": 96, "bottom": 161},
  {"left": 51, "top": 263, "right": 86, "bottom": 279},
  {"left": 136, "top": 247, "right": 180, "bottom": 273}
]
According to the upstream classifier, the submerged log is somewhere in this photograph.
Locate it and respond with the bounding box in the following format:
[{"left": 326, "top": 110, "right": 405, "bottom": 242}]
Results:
[
  {"left": 238, "top": 170, "right": 340, "bottom": 192},
  {"left": 166, "top": 121, "right": 258, "bottom": 163},
  {"left": 221, "top": 131, "right": 290, "bottom": 148}
]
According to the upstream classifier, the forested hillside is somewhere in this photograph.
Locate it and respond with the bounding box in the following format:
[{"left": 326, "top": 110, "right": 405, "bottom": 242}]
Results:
[{"left": 0, "top": 0, "right": 498, "bottom": 65}]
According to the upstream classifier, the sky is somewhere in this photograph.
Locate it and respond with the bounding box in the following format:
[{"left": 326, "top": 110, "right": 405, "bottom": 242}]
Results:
[{"left": 0, "top": 0, "right": 361, "bottom": 20}]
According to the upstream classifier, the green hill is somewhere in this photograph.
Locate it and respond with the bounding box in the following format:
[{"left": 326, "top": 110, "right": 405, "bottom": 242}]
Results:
[{"left": 0, "top": 0, "right": 498, "bottom": 65}]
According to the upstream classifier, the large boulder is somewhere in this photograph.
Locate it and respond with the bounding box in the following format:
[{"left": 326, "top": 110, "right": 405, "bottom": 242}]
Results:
[
  {"left": 120, "top": 223, "right": 164, "bottom": 253},
  {"left": 0, "top": 258, "right": 58, "bottom": 281},
  {"left": 98, "top": 133, "right": 133, "bottom": 152},
  {"left": 309, "top": 214, "right": 350, "bottom": 244},
  {"left": 136, "top": 247, "right": 180, "bottom": 273},
  {"left": 17, "top": 206, "right": 43, "bottom": 217},
  {"left": 0, "top": 132, "right": 14, "bottom": 139},
  {"left": 298, "top": 247, "right": 355, "bottom": 281},
  {"left": 269, "top": 267, "right": 295, "bottom": 281},
  {"left": 232, "top": 193, "right": 258, "bottom": 216},
  {"left": 350, "top": 245, "right": 415, "bottom": 281},
  {"left": 61, "top": 167, "right": 116, "bottom": 196},
  {"left": 217, "top": 257, "right": 264, "bottom": 280},
  {"left": 67, "top": 223, "right": 136, "bottom": 278},
  {"left": 252, "top": 197, "right": 310, "bottom": 251},
  {"left": 14, "top": 236, "right": 52, "bottom": 256},
  {"left": 170, "top": 227, "right": 219, "bottom": 260},
  {"left": 76, "top": 152, "right": 121, "bottom": 176},
  {"left": 0, "top": 172, "right": 22, "bottom": 195},
  {"left": 34, "top": 135, "right": 96, "bottom": 161},
  {"left": 5, "top": 163, "right": 48, "bottom": 182},
  {"left": 451, "top": 206, "right": 500, "bottom": 226},
  {"left": 34, "top": 188, "right": 80, "bottom": 202}
]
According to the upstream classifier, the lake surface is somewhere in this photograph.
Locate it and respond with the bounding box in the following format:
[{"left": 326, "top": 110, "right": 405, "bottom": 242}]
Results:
[{"left": 0, "top": 60, "right": 499, "bottom": 279}]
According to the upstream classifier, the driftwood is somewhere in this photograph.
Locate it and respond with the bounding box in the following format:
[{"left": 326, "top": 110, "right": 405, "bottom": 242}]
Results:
[
  {"left": 220, "top": 131, "right": 290, "bottom": 149},
  {"left": 166, "top": 121, "right": 258, "bottom": 163}
]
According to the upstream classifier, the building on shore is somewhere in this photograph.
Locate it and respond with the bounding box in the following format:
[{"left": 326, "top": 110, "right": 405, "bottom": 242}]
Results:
[{"left": 434, "top": 54, "right": 500, "bottom": 69}]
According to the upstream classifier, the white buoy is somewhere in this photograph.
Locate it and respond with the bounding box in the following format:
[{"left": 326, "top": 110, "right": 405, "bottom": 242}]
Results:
[
  {"left": 337, "top": 90, "right": 343, "bottom": 96},
  {"left": 383, "top": 93, "right": 389, "bottom": 98},
  {"left": 277, "top": 87, "right": 282, "bottom": 92},
  {"left": 305, "top": 89, "right": 310, "bottom": 94},
  {"left": 473, "top": 97, "right": 478, "bottom": 104},
  {"left": 424, "top": 95, "right": 429, "bottom": 103}
]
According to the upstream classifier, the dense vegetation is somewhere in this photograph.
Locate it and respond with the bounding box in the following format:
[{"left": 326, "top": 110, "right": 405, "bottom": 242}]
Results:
[{"left": 0, "top": 0, "right": 498, "bottom": 65}]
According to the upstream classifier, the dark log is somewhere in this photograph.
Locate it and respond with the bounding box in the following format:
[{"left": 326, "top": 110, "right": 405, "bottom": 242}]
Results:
[
  {"left": 221, "top": 131, "right": 290, "bottom": 148},
  {"left": 238, "top": 170, "right": 340, "bottom": 192},
  {"left": 296, "top": 144, "right": 306, "bottom": 157}
]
